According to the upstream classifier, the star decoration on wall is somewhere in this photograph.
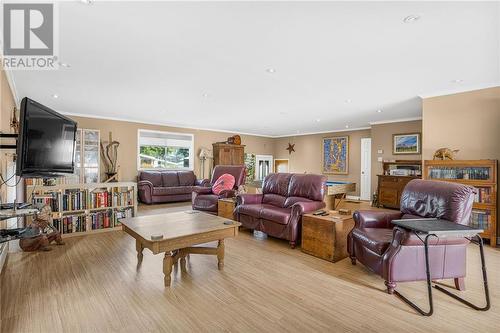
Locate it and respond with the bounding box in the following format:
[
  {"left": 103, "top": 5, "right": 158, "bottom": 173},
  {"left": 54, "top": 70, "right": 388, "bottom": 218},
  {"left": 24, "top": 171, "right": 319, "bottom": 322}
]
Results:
[{"left": 286, "top": 143, "right": 295, "bottom": 154}]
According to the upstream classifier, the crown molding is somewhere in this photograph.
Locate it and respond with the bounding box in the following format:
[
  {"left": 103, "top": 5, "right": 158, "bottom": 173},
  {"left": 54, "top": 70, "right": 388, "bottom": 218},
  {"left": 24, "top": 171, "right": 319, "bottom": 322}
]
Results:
[
  {"left": 272, "top": 126, "right": 372, "bottom": 138},
  {"left": 59, "top": 111, "right": 276, "bottom": 138},
  {"left": 369, "top": 117, "right": 422, "bottom": 126}
]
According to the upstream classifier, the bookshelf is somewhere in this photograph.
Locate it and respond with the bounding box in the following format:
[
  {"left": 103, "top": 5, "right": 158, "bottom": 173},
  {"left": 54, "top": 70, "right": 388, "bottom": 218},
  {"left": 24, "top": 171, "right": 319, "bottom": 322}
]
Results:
[
  {"left": 26, "top": 181, "right": 137, "bottom": 238},
  {"left": 423, "top": 160, "right": 497, "bottom": 246}
]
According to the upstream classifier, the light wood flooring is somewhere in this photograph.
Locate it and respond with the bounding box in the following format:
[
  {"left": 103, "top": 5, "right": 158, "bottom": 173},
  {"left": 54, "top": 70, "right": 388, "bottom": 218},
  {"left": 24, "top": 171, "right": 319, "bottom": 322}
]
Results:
[{"left": 1, "top": 201, "right": 499, "bottom": 332}]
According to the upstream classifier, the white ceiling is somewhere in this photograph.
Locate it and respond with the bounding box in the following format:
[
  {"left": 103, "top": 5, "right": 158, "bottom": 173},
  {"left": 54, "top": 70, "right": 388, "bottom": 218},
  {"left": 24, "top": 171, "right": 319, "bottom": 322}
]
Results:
[{"left": 8, "top": 1, "right": 500, "bottom": 137}]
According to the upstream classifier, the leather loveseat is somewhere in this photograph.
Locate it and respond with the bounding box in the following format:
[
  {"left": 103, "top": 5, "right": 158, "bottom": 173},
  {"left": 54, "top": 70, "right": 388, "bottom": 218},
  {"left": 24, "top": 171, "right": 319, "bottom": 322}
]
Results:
[
  {"left": 138, "top": 170, "right": 209, "bottom": 204},
  {"left": 348, "top": 179, "right": 476, "bottom": 294},
  {"left": 235, "top": 173, "right": 326, "bottom": 248}
]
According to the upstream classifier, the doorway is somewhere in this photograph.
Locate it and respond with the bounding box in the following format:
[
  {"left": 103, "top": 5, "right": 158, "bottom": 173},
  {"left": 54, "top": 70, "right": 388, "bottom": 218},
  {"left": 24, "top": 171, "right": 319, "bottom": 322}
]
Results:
[{"left": 360, "top": 138, "right": 372, "bottom": 201}]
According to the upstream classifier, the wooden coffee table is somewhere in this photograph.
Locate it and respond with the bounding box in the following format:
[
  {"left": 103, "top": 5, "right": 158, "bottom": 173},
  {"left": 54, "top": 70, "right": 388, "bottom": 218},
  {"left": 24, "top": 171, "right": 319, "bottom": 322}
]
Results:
[{"left": 121, "top": 211, "right": 241, "bottom": 287}]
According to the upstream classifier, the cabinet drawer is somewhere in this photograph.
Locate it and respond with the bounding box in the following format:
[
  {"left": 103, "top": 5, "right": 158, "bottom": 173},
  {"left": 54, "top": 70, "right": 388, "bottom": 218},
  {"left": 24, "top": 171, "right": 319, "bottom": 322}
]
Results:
[{"left": 379, "top": 188, "right": 399, "bottom": 206}]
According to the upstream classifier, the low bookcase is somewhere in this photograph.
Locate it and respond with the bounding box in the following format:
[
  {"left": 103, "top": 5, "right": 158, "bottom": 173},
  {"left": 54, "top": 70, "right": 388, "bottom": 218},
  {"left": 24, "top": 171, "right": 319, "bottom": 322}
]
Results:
[
  {"left": 423, "top": 160, "right": 497, "bottom": 246},
  {"left": 26, "top": 182, "right": 137, "bottom": 238}
]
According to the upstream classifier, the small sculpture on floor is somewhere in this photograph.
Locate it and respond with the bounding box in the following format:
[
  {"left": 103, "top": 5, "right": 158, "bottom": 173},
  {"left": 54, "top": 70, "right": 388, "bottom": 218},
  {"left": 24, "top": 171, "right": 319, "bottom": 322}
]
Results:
[
  {"left": 433, "top": 148, "right": 459, "bottom": 160},
  {"left": 19, "top": 205, "right": 64, "bottom": 252}
]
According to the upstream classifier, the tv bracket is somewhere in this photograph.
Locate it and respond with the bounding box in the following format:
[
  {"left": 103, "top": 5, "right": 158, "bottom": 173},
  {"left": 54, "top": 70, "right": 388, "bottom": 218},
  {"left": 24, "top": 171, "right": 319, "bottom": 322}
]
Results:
[{"left": 0, "top": 133, "right": 18, "bottom": 150}]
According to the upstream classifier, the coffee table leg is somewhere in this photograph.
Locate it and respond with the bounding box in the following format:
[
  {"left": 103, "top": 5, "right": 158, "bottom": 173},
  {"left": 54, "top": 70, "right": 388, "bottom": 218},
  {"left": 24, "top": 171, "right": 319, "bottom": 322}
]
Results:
[
  {"left": 217, "top": 239, "right": 225, "bottom": 270},
  {"left": 136, "top": 240, "right": 143, "bottom": 262},
  {"left": 163, "top": 252, "right": 174, "bottom": 287}
]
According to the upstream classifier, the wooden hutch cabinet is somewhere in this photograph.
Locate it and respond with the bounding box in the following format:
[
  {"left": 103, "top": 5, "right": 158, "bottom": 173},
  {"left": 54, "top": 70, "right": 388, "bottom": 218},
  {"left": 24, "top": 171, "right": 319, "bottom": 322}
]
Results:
[
  {"left": 212, "top": 143, "right": 245, "bottom": 166},
  {"left": 423, "top": 159, "right": 497, "bottom": 247},
  {"left": 377, "top": 160, "right": 422, "bottom": 209}
]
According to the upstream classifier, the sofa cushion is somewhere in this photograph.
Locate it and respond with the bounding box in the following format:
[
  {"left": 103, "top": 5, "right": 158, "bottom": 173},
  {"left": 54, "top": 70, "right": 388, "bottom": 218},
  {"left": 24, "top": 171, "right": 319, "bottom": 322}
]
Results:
[
  {"left": 236, "top": 204, "right": 262, "bottom": 218},
  {"left": 161, "top": 172, "right": 180, "bottom": 187},
  {"left": 262, "top": 173, "right": 292, "bottom": 196},
  {"left": 288, "top": 174, "right": 326, "bottom": 201},
  {"left": 153, "top": 186, "right": 192, "bottom": 196},
  {"left": 284, "top": 196, "right": 312, "bottom": 208},
  {"left": 260, "top": 205, "right": 291, "bottom": 225},
  {"left": 351, "top": 228, "right": 393, "bottom": 255},
  {"left": 262, "top": 194, "right": 286, "bottom": 208},
  {"left": 139, "top": 171, "right": 163, "bottom": 187},
  {"left": 178, "top": 171, "right": 196, "bottom": 186}
]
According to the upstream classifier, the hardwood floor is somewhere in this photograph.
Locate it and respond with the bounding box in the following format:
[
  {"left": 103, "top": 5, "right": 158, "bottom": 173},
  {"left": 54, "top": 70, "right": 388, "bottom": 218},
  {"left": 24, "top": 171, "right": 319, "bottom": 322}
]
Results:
[{"left": 1, "top": 202, "right": 499, "bottom": 332}]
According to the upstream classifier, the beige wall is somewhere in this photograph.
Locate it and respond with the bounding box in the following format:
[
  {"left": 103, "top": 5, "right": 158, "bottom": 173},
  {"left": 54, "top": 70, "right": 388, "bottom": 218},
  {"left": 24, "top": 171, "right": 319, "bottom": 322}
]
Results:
[
  {"left": 0, "top": 68, "right": 16, "bottom": 205},
  {"left": 423, "top": 86, "right": 500, "bottom": 241},
  {"left": 273, "top": 129, "right": 371, "bottom": 196},
  {"left": 71, "top": 116, "right": 275, "bottom": 182},
  {"left": 422, "top": 87, "right": 500, "bottom": 160},
  {"left": 370, "top": 120, "right": 423, "bottom": 194}
]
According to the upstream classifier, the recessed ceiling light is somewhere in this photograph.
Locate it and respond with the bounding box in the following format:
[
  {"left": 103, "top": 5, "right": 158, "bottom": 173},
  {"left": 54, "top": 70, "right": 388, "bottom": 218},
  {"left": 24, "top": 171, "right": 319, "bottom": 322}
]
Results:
[
  {"left": 344, "top": 99, "right": 352, "bottom": 104},
  {"left": 377, "top": 109, "right": 382, "bottom": 113},
  {"left": 59, "top": 62, "right": 71, "bottom": 68},
  {"left": 403, "top": 15, "right": 421, "bottom": 23},
  {"left": 315, "top": 118, "right": 321, "bottom": 122},
  {"left": 52, "top": 94, "right": 59, "bottom": 99},
  {"left": 452, "top": 79, "right": 464, "bottom": 83},
  {"left": 345, "top": 125, "right": 349, "bottom": 129},
  {"left": 202, "top": 93, "right": 209, "bottom": 97},
  {"left": 80, "top": 0, "right": 93, "bottom": 4},
  {"left": 266, "top": 68, "right": 276, "bottom": 74}
]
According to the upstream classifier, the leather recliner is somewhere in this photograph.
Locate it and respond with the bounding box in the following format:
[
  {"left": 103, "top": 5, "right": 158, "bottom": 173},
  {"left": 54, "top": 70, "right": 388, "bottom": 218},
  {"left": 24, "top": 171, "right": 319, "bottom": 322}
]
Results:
[
  {"left": 348, "top": 179, "right": 476, "bottom": 294},
  {"left": 191, "top": 165, "right": 246, "bottom": 214},
  {"left": 235, "top": 173, "right": 326, "bottom": 248}
]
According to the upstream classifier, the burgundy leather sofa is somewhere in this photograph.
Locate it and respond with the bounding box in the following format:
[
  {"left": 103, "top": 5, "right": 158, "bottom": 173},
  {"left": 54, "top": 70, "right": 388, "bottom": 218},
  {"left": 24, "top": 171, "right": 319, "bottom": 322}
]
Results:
[
  {"left": 192, "top": 165, "right": 246, "bottom": 214},
  {"left": 235, "top": 173, "right": 326, "bottom": 248},
  {"left": 348, "top": 179, "right": 476, "bottom": 294},
  {"left": 138, "top": 170, "right": 209, "bottom": 204}
]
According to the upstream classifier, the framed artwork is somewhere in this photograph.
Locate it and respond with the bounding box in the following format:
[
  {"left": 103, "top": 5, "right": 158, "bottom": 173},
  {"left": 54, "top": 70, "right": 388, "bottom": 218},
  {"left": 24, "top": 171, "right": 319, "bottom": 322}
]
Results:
[
  {"left": 322, "top": 136, "right": 349, "bottom": 174},
  {"left": 393, "top": 133, "right": 421, "bottom": 154}
]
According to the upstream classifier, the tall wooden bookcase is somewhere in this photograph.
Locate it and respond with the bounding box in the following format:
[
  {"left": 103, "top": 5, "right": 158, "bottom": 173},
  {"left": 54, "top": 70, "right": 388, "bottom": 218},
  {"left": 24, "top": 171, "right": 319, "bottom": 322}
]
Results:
[
  {"left": 26, "top": 182, "right": 137, "bottom": 238},
  {"left": 423, "top": 160, "right": 497, "bottom": 246}
]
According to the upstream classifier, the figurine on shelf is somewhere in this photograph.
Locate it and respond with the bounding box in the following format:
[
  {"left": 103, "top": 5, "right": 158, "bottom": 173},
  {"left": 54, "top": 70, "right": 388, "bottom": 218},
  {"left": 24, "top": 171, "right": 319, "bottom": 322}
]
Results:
[
  {"left": 19, "top": 205, "right": 64, "bottom": 252},
  {"left": 433, "top": 148, "right": 459, "bottom": 160}
]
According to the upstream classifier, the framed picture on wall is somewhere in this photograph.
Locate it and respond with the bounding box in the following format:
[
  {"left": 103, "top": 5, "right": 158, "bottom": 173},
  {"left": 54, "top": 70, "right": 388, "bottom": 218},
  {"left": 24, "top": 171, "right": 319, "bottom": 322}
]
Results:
[
  {"left": 322, "top": 136, "right": 349, "bottom": 174},
  {"left": 393, "top": 133, "right": 421, "bottom": 154}
]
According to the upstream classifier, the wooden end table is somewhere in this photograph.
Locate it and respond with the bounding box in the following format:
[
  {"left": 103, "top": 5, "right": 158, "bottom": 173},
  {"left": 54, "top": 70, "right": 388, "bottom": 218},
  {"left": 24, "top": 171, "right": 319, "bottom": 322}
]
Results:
[
  {"left": 218, "top": 198, "right": 236, "bottom": 220},
  {"left": 121, "top": 211, "right": 241, "bottom": 287},
  {"left": 301, "top": 211, "right": 354, "bottom": 262}
]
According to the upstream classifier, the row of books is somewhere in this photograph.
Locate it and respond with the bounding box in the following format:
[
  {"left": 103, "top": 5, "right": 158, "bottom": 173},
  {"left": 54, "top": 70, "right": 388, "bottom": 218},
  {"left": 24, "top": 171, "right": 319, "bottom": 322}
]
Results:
[
  {"left": 428, "top": 167, "right": 490, "bottom": 180},
  {"left": 32, "top": 188, "right": 134, "bottom": 212},
  {"left": 474, "top": 187, "right": 492, "bottom": 204},
  {"left": 25, "top": 176, "right": 78, "bottom": 186},
  {"left": 470, "top": 210, "right": 491, "bottom": 229},
  {"left": 52, "top": 208, "right": 133, "bottom": 234}
]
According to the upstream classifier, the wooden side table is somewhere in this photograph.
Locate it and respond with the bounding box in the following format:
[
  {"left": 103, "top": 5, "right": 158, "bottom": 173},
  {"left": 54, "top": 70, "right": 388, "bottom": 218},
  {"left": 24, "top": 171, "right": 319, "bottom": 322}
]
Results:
[
  {"left": 218, "top": 198, "right": 236, "bottom": 220},
  {"left": 301, "top": 211, "right": 354, "bottom": 262}
]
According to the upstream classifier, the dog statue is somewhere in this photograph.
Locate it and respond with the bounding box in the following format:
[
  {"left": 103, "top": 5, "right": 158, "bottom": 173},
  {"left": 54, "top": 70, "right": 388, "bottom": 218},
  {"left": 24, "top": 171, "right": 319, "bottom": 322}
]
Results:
[
  {"left": 19, "top": 205, "right": 64, "bottom": 252},
  {"left": 433, "top": 148, "right": 459, "bottom": 160}
]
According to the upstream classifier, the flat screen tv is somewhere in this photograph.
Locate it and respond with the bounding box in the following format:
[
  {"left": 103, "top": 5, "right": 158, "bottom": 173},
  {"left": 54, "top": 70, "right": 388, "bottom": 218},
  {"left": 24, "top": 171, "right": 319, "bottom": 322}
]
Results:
[{"left": 16, "top": 97, "right": 77, "bottom": 177}]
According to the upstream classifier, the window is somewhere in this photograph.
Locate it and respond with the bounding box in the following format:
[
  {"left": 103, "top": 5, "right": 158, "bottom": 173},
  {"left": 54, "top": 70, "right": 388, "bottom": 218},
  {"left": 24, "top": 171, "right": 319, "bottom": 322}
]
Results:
[
  {"left": 72, "top": 129, "right": 100, "bottom": 184},
  {"left": 138, "top": 129, "right": 194, "bottom": 170}
]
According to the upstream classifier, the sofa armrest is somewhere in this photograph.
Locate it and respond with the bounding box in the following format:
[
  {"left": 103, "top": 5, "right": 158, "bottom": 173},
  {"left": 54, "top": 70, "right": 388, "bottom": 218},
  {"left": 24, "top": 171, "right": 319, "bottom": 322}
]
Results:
[
  {"left": 192, "top": 186, "right": 213, "bottom": 194},
  {"left": 291, "top": 201, "right": 326, "bottom": 215},
  {"left": 138, "top": 180, "right": 154, "bottom": 204},
  {"left": 353, "top": 210, "right": 403, "bottom": 229},
  {"left": 196, "top": 178, "right": 211, "bottom": 187},
  {"left": 236, "top": 194, "right": 263, "bottom": 206},
  {"left": 138, "top": 180, "right": 154, "bottom": 191}
]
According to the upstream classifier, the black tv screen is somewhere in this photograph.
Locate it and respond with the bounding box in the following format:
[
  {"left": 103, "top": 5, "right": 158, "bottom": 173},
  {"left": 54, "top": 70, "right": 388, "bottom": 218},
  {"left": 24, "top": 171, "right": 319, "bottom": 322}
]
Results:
[{"left": 16, "top": 97, "right": 77, "bottom": 177}]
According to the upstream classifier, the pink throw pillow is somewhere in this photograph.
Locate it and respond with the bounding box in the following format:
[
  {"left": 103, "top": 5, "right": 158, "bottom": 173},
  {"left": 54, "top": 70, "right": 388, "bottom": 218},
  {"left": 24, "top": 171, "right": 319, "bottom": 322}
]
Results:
[{"left": 212, "top": 173, "right": 235, "bottom": 195}]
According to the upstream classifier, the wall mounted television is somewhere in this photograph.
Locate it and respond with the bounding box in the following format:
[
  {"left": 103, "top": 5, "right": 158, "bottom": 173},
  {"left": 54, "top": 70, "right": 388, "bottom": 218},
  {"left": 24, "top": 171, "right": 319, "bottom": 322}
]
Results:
[{"left": 16, "top": 97, "right": 77, "bottom": 177}]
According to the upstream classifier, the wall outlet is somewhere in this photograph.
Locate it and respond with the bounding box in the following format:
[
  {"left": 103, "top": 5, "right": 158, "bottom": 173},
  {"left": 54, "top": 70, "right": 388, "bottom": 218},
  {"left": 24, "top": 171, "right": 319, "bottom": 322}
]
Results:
[
  {"left": 377, "top": 149, "right": 383, "bottom": 154},
  {"left": 377, "top": 157, "right": 383, "bottom": 162}
]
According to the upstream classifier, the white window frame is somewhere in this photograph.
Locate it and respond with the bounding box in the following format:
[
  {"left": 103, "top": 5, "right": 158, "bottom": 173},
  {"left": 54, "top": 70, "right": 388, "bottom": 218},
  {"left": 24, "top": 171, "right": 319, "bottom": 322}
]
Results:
[{"left": 137, "top": 129, "right": 194, "bottom": 171}]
